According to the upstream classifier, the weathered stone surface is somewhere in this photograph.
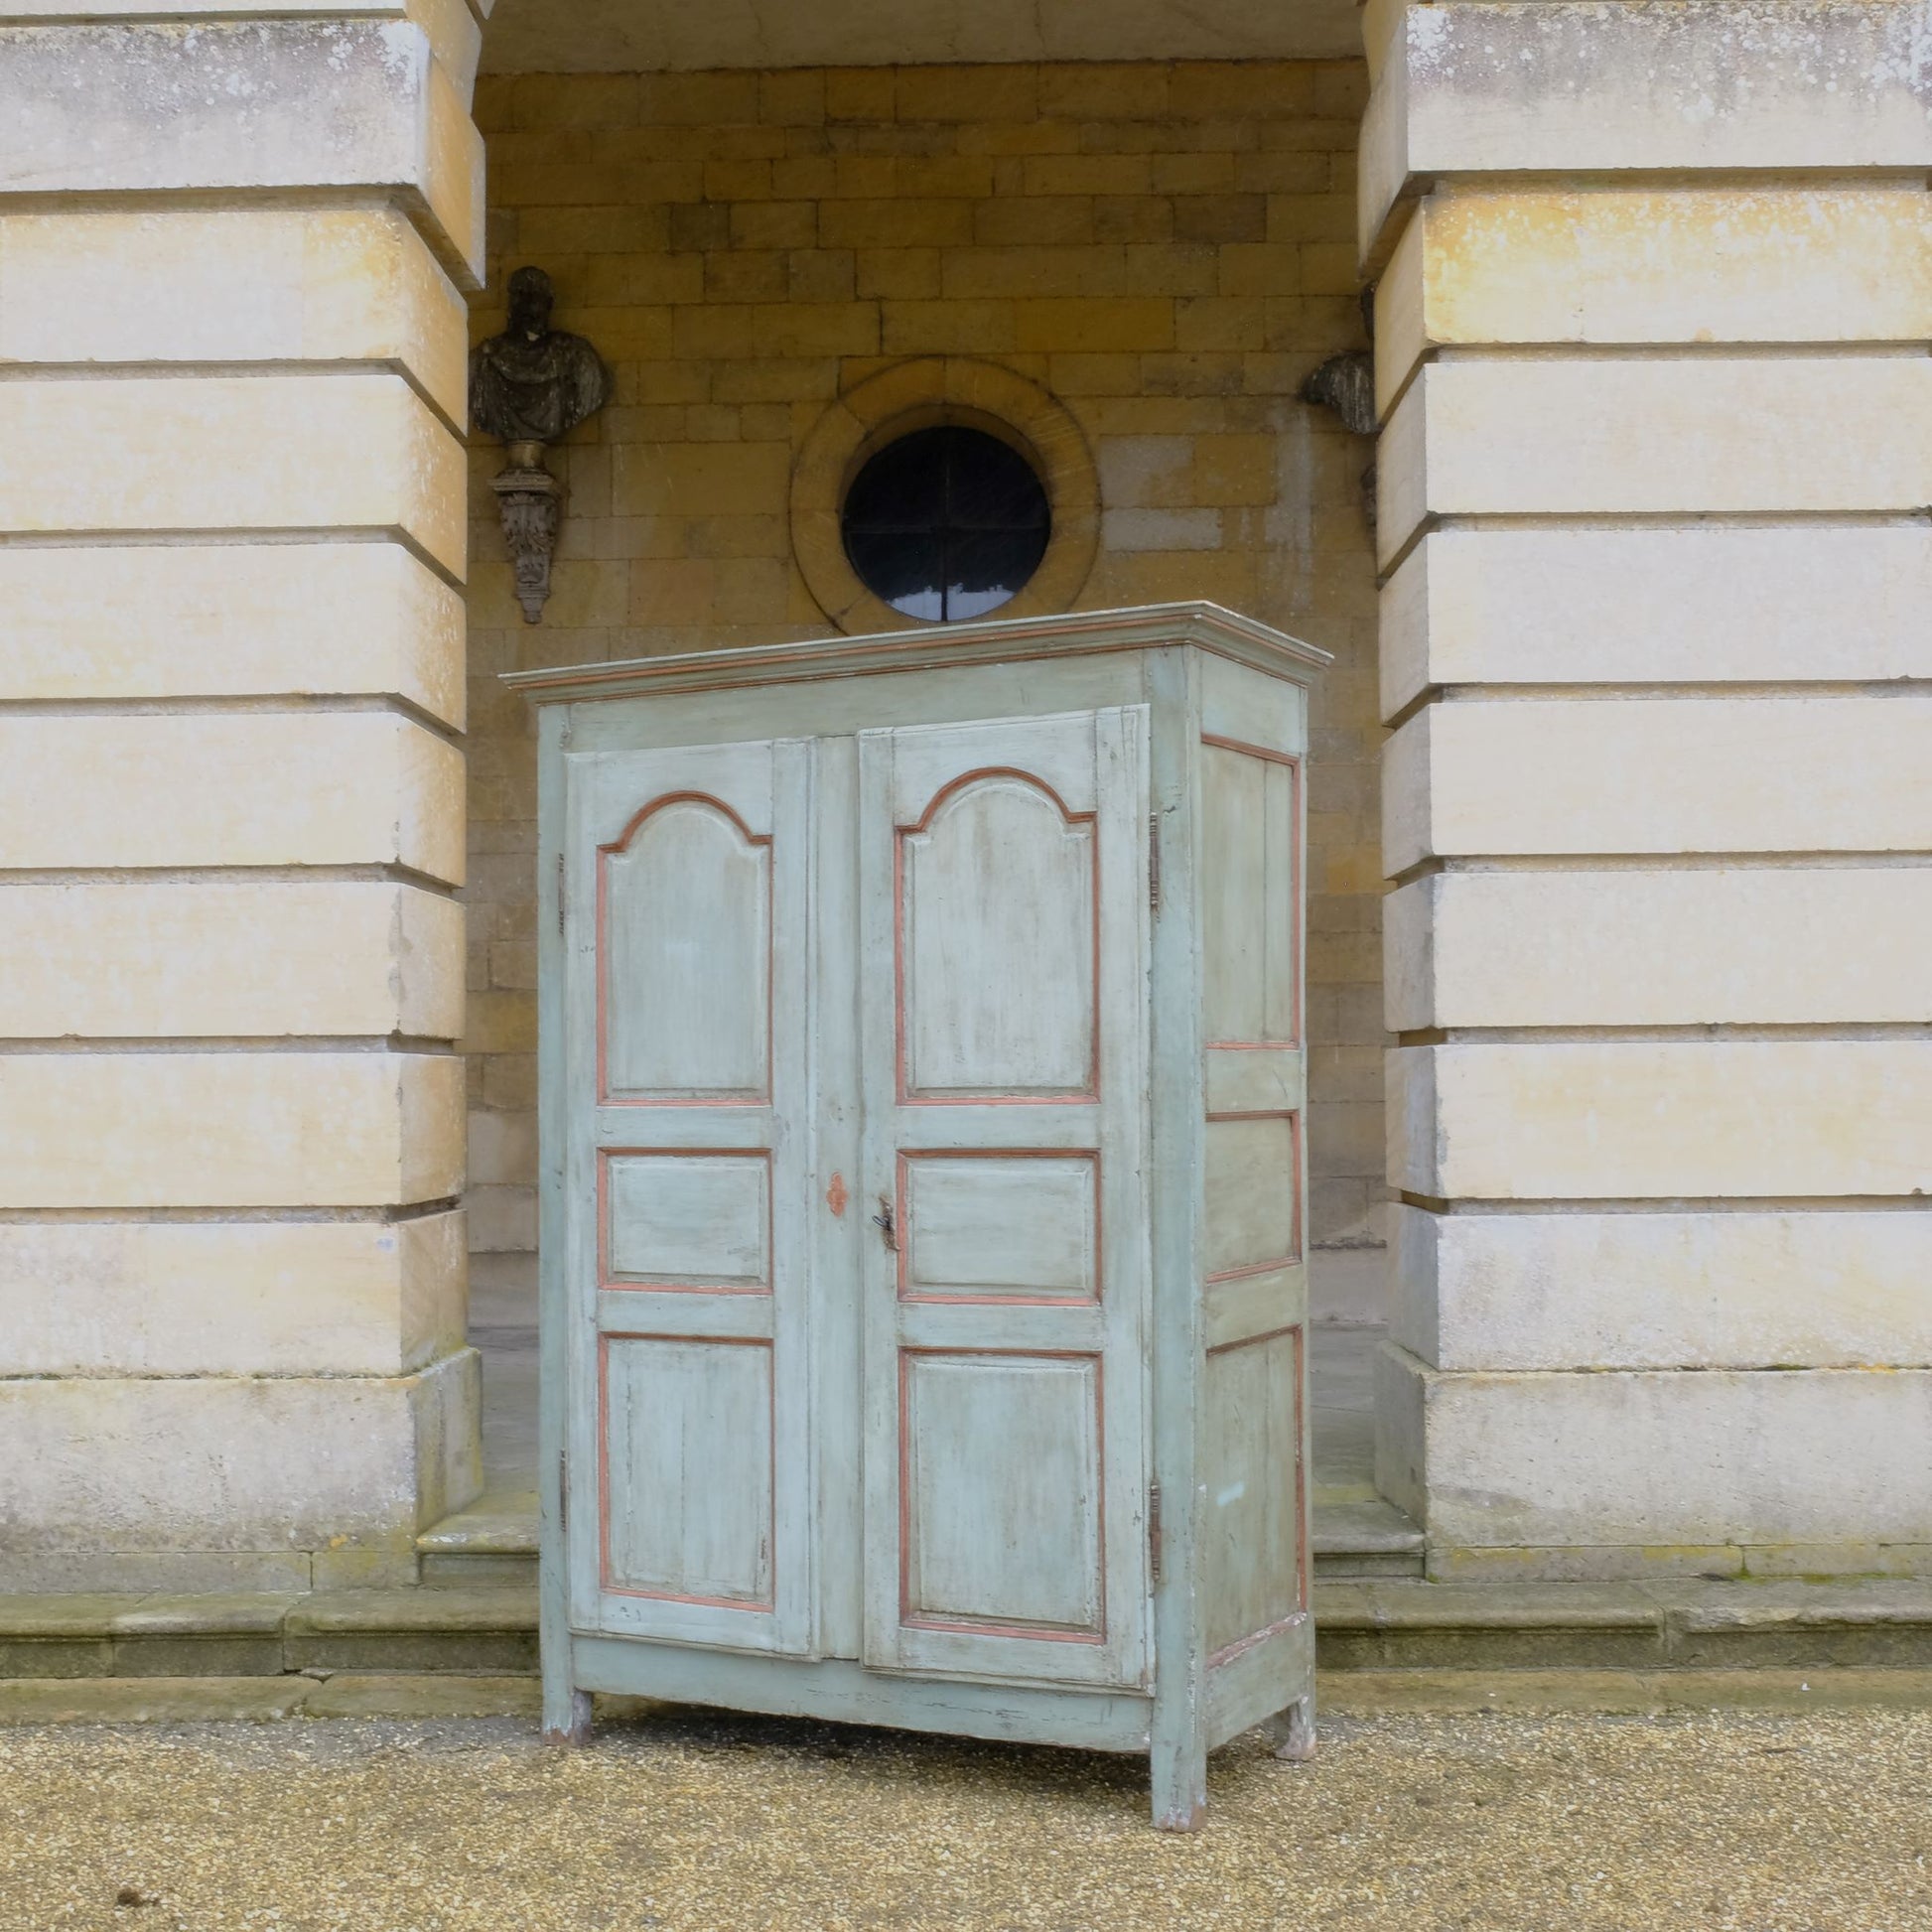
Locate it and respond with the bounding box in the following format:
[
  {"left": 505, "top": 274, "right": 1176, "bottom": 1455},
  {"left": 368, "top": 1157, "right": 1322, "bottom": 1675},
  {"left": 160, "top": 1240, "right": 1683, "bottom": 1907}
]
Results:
[
  {"left": 1393, "top": 1204, "right": 1932, "bottom": 1373},
  {"left": 1377, "top": 185, "right": 1932, "bottom": 413},
  {"left": 1378, "top": 357, "right": 1932, "bottom": 565},
  {"left": 1387, "top": 870, "right": 1932, "bottom": 1031},
  {"left": 0, "top": 1553, "right": 318, "bottom": 1595},
  {"left": 0, "top": 882, "right": 463, "bottom": 1041},
  {"left": 0, "top": 543, "right": 464, "bottom": 723},
  {"left": 1426, "top": 1545, "right": 1746, "bottom": 1587},
  {"left": 0, "top": 0, "right": 483, "bottom": 97},
  {"left": 282, "top": 1583, "right": 536, "bottom": 1672},
  {"left": 0, "top": 208, "right": 468, "bottom": 425},
  {"left": 302, "top": 1672, "right": 540, "bottom": 1717},
  {"left": 0, "top": 1676, "right": 315, "bottom": 1722},
  {"left": 0, "top": 714, "right": 465, "bottom": 882},
  {"left": 1377, "top": 1345, "right": 1932, "bottom": 1551},
  {"left": 1316, "top": 1580, "right": 1661, "bottom": 1670},
  {"left": 1321, "top": 1668, "right": 1932, "bottom": 1712},
  {"left": 0, "top": 1350, "right": 481, "bottom": 1555},
  {"left": 1389, "top": 1041, "right": 1932, "bottom": 1202},
  {"left": 1384, "top": 697, "right": 1932, "bottom": 871},
  {"left": 0, "top": 374, "right": 466, "bottom": 576},
  {"left": 1380, "top": 525, "right": 1932, "bottom": 716},
  {"left": 1361, "top": 0, "right": 1932, "bottom": 260},
  {"left": 0, "top": 1638, "right": 112, "bottom": 1679},
  {"left": 0, "top": 1211, "right": 466, "bottom": 1377},
  {"left": 0, "top": 1053, "right": 465, "bottom": 1209},
  {"left": 479, "top": 0, "right": 1356, "bottom": 71},
  {"left": 0, "top": 21, "right": 483, "bottom": 283}
]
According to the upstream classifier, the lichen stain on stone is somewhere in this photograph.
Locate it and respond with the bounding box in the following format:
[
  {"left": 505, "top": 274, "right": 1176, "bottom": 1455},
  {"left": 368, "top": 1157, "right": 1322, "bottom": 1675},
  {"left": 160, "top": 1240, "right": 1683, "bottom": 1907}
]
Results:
[{"left": 1405, "top": 0, "right": 1932, "bottom": 112}]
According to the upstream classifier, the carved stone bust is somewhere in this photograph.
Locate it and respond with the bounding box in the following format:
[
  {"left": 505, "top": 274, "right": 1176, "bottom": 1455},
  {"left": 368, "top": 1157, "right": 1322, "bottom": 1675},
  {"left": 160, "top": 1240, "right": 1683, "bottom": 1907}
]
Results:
[{"left": 470, "top": 265, "right": 613, "bottom": 448}]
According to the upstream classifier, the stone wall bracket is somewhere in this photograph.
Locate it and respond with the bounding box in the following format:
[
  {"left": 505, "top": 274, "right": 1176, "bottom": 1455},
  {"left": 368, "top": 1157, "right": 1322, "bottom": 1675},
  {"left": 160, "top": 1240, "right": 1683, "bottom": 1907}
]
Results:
[{"left": 490, "top": 441, "right": 564, "bottom": 626}]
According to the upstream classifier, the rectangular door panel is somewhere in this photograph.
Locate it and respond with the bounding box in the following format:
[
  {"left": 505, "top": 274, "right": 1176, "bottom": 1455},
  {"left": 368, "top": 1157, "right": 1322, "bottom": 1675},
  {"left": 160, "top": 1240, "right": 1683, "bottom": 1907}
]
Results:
[
  {"left": 603, "top": 1335, "right": 774, "bottom": 1607},
  {"left": 1199, "top": 736, "right": 1301, "bottom": 1047},
  {"left": 901, "top": 1351, "right": 1105, "bottom": 1638},
  {"left": 603, "top": 1151, "right": 769, "bottom": 1291},
  {"left": 1201, "top": 1327, "right": 1305, "bottom": 1661},
  {"left": 1202, "top": 1114, "right": 1302, "bottom": 1280},
  {"left": 564, "top": 737, "right": 813, "bottom": 1655},
  {"left": 860, "top": 707, "right": 1151, "bottom": 1690},
  {"left": 899, "top": 1153, "right": 1098, "bottom": 1303}
]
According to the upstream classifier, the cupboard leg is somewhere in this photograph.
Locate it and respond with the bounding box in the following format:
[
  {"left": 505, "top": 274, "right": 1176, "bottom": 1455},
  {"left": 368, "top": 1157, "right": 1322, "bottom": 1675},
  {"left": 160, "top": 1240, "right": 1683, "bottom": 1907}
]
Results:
[
  {"left": 1150, "top": 1739, "right": 1208, "bottom": 1832},
  {"left": 1266, "top": 1691, "right": 1316, "bottom": 1763},
  {"left": 541, "top": 1684, "right": 593, "bottom": 1747}
]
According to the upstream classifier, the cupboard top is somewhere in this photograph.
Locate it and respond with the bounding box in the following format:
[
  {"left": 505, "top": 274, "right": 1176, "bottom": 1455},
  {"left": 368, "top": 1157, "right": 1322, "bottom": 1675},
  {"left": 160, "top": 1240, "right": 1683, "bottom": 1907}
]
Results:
[{"left": 504, "top": 601, "right": 1329, "bottom": 708}]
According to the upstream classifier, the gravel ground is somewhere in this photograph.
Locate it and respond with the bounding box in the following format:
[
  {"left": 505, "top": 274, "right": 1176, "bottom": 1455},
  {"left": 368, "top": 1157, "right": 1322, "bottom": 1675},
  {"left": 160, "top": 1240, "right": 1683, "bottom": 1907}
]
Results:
[{"left": 1, "top": 1705, "right": 1927, "bottom": 1931}]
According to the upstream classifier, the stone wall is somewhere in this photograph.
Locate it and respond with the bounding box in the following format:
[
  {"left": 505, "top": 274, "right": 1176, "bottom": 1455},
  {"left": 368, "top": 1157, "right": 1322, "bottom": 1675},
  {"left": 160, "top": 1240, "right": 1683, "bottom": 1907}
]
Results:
[
  {"left": 463, "top": 58, "right": 1387, "bottom": 1267},
  {"left": 1365, "top": 0, "right": 1932, "bottom": 1576},
  {"left": 0, "top": 14, "right": 482, "bottom": 1588}
]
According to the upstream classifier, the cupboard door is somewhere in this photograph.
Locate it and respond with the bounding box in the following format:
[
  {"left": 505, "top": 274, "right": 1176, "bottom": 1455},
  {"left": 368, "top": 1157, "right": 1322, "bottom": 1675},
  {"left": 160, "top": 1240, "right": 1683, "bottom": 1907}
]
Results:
[
  {"left": 561, "top": 738, "right": 814, "bottom": 1654},
  {"left": 857, "top": 708, "right": 1152, "bottom": 1689}
]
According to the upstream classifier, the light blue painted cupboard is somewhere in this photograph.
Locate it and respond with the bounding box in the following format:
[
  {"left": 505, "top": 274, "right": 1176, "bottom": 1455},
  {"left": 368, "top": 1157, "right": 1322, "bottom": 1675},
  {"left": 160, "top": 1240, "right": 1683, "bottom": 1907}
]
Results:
[{"left": 509, "top": 602, "right": 1329, "bottom": 1828}]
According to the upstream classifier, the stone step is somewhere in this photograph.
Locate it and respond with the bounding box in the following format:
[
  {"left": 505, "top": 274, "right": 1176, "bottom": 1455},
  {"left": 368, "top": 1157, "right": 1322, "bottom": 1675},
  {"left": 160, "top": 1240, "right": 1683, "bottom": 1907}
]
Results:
[
  {"left": 1311, "top": 1497, "right": 1425, "bottom": 1580},
  {"left": 0, "top": 1587, "right": 537, "bottom": 1680},
  {"left": 412, "top": 1488, "right": 1429, "bottom": 1583},
  {"left": 1316, "top": 1580, "right": 1932, "bottom": 1672},
  {"left": 9, "top": 1578, "right": 1932, "bottom": 1680},
  {"left": 415, "top": 1485, "right": 538, "bottom": 1585}
]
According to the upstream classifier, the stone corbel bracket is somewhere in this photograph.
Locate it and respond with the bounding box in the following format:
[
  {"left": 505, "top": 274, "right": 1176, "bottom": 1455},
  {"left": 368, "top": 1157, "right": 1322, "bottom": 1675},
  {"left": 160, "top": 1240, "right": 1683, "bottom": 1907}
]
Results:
[
  {"left": 489, "top": 441, "right": 565, "bottom": 626},
  {"left": 1302, "top": 288, "right": 1379, "bottom": 535}
]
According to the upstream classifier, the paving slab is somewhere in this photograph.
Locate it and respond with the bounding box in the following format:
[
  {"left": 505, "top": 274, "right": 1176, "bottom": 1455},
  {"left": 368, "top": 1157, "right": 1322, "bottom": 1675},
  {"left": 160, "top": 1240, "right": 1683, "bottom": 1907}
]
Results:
[
  {"left": 415, "top": 1487, "right": 540, "bottom": 1556},
  {"left": 303, "top": 1673, "right": 542, "bottom": 1720},
  {"left": 1642, "top": 1579, "right": 1932, "bottom": 1628},
  {"left": 0, "top": 1676, "right": 314, "bottom": 1724},
  {"left": 1323, "top": 1668, "right": 1932, "bottom": 1716},
  {"left": 107, "top": 1593, "right": 298, "bottom": 1636},
  {"left": 0, "top": 1593, "right": 151, "bottom": 1636},
  {"left": 283, "top": 1587, "right": 538, "bottom": 1633}
]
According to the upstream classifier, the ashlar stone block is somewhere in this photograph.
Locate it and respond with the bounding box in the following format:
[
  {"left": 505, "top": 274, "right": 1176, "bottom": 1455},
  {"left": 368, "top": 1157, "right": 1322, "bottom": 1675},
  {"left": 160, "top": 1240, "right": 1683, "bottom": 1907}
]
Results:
[
  {"left": 1360, "top": 0, "right": 1932, "bottom": 263},
  {"left": 1393, "top": 1203, "right": 1932, "bottom": 1373},
  {"left": 1386, "top": 869, "right": 1932, "bottom": 1031},
  {"left": 0, "top": 0, "right": 483, "bottom": 99},
  {"left": 1377, "top": 356, "right": 1932, "bottom": 566},
  {"left": 0, "top": 713, "right": 465, "bottom": 883},
  {"left": 0, "top": 208, "right": 469, "bottom": 428},
  {"left": 0, "top": 1051, "right": 465, "bottom": 1209},
  {"left": 0, "top": 1347, "right": 482, "bottom": 1555},
  {"left": 0, "top": 374, "right": 466, "bottom": 576},
  {"left": 1376, "top": 185, "right": 1932, "bottom": 416},
  {"left": 0, "top": 1209, "right": 466, "bottom": 1377},
  {"left": 0, "top": 881, "right": 463, "bottom": 1040},
  {"left": 0, "top": 21, "right": 483, "bottom": 284},
  {"left": 1380, "top": 525, "right": 1932, "bottom": 716},
  {"left": 0, "top": 542, "right": 464, "bottom": 724},
  {"left": 1376, "top": 1344, "right": 1932, "bottom": 1552},
  {"left": 1389, "top": 1040, "right": 1932, "bottom": 1202},
  {"left": 1384, "top": 696, "right": 1932, "bottom": 872}
]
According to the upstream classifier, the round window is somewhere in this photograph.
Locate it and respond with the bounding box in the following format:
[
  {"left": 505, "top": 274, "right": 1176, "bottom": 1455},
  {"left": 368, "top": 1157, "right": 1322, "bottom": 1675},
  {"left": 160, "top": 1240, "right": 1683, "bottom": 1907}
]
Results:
[{"left": 841, "top": 425, "right": 1051, "bottom": 623}]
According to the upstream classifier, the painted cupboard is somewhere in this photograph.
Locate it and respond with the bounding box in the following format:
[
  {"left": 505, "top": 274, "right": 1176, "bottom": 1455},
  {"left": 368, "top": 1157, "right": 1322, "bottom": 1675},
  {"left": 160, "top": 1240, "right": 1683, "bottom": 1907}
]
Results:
[{"left": 509, "top": 601, "right": 1329, "bottom": 1828}]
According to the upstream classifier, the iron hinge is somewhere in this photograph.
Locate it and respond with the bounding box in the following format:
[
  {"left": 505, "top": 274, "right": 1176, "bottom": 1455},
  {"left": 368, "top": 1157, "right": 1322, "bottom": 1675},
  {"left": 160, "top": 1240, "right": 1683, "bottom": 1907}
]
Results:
[
  {"left": 559, "top": 1450, "right": 569, "bottom": 1532},
  {"left": 1148, "top": 1481, "right": 1164, "bottom": 1585},
  {"left": 1149, "top": 813, "right": 1162, "bottom": 913},
  {"left": 556, "top": 853, "right": 566, "bottom": 935}
]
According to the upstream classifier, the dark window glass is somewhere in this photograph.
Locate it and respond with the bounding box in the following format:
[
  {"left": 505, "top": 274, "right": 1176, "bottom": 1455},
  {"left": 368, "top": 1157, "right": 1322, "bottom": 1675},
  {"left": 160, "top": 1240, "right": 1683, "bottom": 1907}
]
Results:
[{"left": 842, "top": 425, "right": 1051, "bottom": 622}]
